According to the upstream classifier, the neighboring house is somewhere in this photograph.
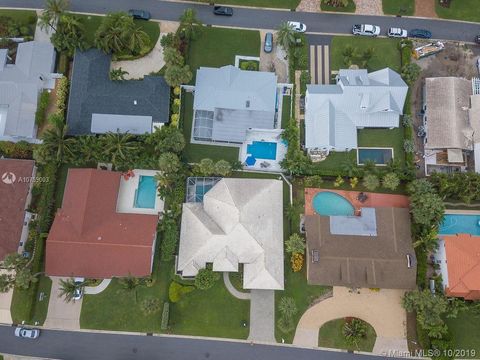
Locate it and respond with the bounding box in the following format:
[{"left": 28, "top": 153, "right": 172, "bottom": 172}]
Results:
[
  {"left": 0, "top": 159, "right": 35, "bottom": 260},
  {"left": 305, "top": 68, "right": 408, "bottom": 159},
  {"left": 190, "top": 65, "right": 278, "bottom": 144},
  {"left": 0, "top": 41, "right": 57, "bottom": 142},
  {"left": 176, "top": 178, "right": 284, "bottom": 290},
  {"left": 435, "top": 234, "right": 480, "bottom": 300},
  {"left": 423, "top": 77, "right": 474, "bottom": 175},
  {"left": 67, "top": 49, "right": 170, "bottom": 136},
  {"left": 305, "top": 207, "right": 416, "bottom": 289},
  {"left": 46, "top": 169, "right": 159, "bottom": 278}
]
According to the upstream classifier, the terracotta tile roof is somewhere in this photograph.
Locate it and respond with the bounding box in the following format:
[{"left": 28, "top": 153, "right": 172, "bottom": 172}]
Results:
[
  {"left": 46, "top": 169, "right": 158, "bottom": 278},
  {"left": 0, "top": 159, "right": 34, "bottom": 260},
  {"left": 444, "top": 234, "right": 480, "bottom": 300}
]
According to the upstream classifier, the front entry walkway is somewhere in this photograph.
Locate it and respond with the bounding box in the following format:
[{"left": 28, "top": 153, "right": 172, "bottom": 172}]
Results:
[
  {"left": 293, "top": 287, "right": 408, "bottom": 355},
  {"left": 44, "top": 277, "right": 82, "bottom": 330}
]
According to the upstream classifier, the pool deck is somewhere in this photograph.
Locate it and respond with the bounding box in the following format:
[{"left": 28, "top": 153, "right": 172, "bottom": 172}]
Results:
[
  {"left": 240, "top": 128, "right": 287, "bottom": 172},
  {"left": 116, "top": 169, "right": 164, "bottom": 215},
  {"left": 304, "top": 188, "right": 410, "bottom": 216},
  {"left": 444, "top": 209, "right": 480, "bottom": 215}
]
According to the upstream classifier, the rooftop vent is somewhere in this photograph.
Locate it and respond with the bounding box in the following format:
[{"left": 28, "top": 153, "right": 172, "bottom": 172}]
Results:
[
  {"left": 246, "top": 100, "right": 250, "bottom": 108},
  {"left": 133, "top": 100, "right": 137, "bottom": 105}
]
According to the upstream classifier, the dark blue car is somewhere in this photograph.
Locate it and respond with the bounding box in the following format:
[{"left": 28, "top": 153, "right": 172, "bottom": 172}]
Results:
[{"left": 409, "top": 29, "right": 432, "bottom": 39}]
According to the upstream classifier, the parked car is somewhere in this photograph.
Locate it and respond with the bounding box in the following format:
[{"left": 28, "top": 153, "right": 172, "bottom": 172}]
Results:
[
  {"left": 128, "top": 9, "right": 151, "bottom": 20},
  {"left": 287, "top": 21, "right": 307, "bottom": 33},
  {"left": 409, "top": 29, "right": 432, "bottom": 39},
  {"left": 475, "top": 34, "right": 480, "bottom": 44},
  {"left": 264, "top": 32, "right": 273, "bottom": 53},
  {"left": 387, "top": 27, "right": 408, "bottom": 38},
  {"left": 14, "top": 327, "right": 40, "bottom": 339},
  {"left": 73, "top": 277, "right": 85, "bottom": 301},
  {"left": 213, "top": 6, "right": 233, "bottom": 16},
  {"left": 352, "top": 24, "right": 380, "bottom": 37}
]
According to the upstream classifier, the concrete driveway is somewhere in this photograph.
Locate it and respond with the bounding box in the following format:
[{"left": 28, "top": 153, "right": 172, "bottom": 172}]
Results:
[
  {"left": 293, "top": 287, "right": 408, "bottom": 355},
  {"left": 44, "top": 277, "right": 82, "bottom": 330}
]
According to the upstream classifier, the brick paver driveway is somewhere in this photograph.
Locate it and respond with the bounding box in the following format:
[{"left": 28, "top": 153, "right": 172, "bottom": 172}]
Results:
[
  {"left": 293, "top": 287, "right": 408, "bottom": 355},
  {"left": 44, "top": 277, "right": 82, "bottom": 330}
]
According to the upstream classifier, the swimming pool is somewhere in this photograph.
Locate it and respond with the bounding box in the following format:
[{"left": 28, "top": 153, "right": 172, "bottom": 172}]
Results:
[
  {"left": 439, "top": 214, "right": 480, "bottom": 235},
  {"left": 312, "top": 192, "right": 355, "bottom": 216},
  {"left": 247, "top": 141, "right": 277, "bottom": 160},
  {"left": 357, "top": 148, "right": 393, "bottom": 165},
  {"left": 134, "top": 175, "right": 157, "bottom": 209}
]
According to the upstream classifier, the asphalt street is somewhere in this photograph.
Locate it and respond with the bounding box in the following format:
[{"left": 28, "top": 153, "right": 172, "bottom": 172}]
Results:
[
  {"left": 0, "top": 325, "right": 388, "bottom": 360},
  {"left": 0, "top": 0, "right": 479, "bottom": 42}
]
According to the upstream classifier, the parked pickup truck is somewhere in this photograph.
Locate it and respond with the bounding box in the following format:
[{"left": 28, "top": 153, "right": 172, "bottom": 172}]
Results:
[{"left": 352, "top": 24, "right": 380, "bottom": 37}]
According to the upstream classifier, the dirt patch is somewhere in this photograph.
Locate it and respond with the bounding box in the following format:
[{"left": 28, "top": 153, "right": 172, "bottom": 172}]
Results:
[
  {"left": 415, "top": 0, "right": 437, "bottom": 18},
  {"left": 410, "top": 41, "right": 480, "bottom": 176}
]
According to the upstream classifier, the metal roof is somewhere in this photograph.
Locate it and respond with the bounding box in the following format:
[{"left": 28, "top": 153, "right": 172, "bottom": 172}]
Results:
[{"left": 91, "top": 113, "right": 152, "bottom": 135}]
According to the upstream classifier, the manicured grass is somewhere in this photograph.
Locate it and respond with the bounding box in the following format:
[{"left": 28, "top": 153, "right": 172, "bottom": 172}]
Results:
[
  {"left": 382, "top": 0, "right": 414, "bottom": 16},
  {"left": 186, "top": 0, "right": 300, "bottom": 9},
  {"left": 187, "top": 27, "right": 260, "bottom": 79},
  {"left": 330, "top": 36, "right": 401, "bottom": 72},
  {"left": 0, "top": 10, "right": 37, "bottom": 36},
  {"left": 311, "top": 150, "right": 357, "bottom": 176},
  {"left": 358, "top": 127, "right": 405, "bottom": 165},
  {"left": 229, "top": 271, "right": 249, "bottom": 293},
  {"left": 445, "top": 308, "right": 480, "bottom": 357},
  {"left": 181, "top": 92, "right": 239, "bottom": 163},
  {"left": 318, "top": 318, "right": 376, "bottom": 352},
  {"left": 320, "top": 0, "right": 356, "bottom": 12},
  {"left": 435, "top": 1, "right": 480, "bottom": 23},
  {"left": 281, "top": 96, "right": 292, "bottom": 129},
  {"left": 30, "top": 276, "right": 52, "bottom": 325}
]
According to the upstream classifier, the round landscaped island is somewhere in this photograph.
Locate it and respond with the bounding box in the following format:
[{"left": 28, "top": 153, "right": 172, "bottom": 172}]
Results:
[
  {"left": 318, "top": 317, "right": 376, "bottom": 352},
  {"left": 312, "top": 191, "right": 355, "bottom": 216}
]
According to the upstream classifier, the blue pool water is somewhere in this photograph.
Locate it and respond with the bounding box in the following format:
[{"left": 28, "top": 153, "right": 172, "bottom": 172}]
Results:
[
  {"left": 247, "top": 141, "right": 277, "bottom": 160},
  {"left": 358, "top": 148, "right": 393, "bottom": 165},
  {"left": 312, "top": 192, "right": 355, "bottom": 216},
  {"left": 439, "top": 214, "right": 480, "bottom": 235},
  {"left": 134, "top": 175, "right": 157, "bottom": 209}
]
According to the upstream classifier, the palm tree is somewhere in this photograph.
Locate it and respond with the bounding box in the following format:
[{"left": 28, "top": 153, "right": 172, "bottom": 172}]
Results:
[
  {"left": 101, "top": 132, "right": 138, "bottom": 169},
  {"left": 109, "top": 67, "right": 129, "bottom": 81},
  {"left": 58, "top": 277, "right": 83, "bottom": 303},
  {"left": 278, "top": 297, "right": 298, "bottom": 319},
  {"left": 39, "top": 0, "right": 69, "bottom": 31},
  {"left": 179, "top": 8, "right": 202, "bottom": 40},
  {"left": 72, "top": 135, "right": 101, "bottom": 165},
  {"left": 41, "top": 114, "right": 74, "bottom": 163},
  {"left": 128, "top": 26, "right": 150, "bottom": 55},
  {"left": 276, "top": 22, "right": 296, "bottom": 51},
  {"left": 118, "top": 274, "right": 141, "bottom": 303},
  {"left": 341, "top": 157, "right": 359, "bottom": 177},
  {"left": 94, "top": 12, "right": 133, "bottom": 54},
  {"left": 51, "top": 14, "right": 86, "bottom": 55}
]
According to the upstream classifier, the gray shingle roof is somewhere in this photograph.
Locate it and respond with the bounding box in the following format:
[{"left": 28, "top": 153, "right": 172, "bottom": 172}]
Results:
[{"left": 67, "top": 49, "right": 170, "bottom": 135}]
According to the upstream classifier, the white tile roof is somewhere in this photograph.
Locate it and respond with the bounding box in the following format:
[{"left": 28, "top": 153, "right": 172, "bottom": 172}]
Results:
[
  {"left": 177, "top": 178, "right": 284, "bottom": 290},
  {"left": 305, "top": 68, "right": 408, "bottom": 150}
]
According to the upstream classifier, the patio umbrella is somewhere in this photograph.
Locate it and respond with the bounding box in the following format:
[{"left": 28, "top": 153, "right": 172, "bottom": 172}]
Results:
[{"left": 245, "top": 156, "right": 256, "bottom": 166}]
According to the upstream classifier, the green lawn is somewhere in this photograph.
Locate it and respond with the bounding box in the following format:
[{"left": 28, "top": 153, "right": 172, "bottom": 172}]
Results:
[
  {"left": 30, "top": 276, "right": 52, "bottom": 325},
  {"left": 181, "top": 92, "right": 239, "bottom": 163},
  {"left": 330, "top": 36, "right": 401, "bottom": 72},
  {"left": 0, "top": 10, "right": 37, "bottom": 37},
  {"left": 281, "top": 96, "right": 292, "bottom": 129},
  {"left": 187, "top": 27, "right": 260, "bottom": 80},
  {"left": 445, "top": 308, "right": 480, "bottom": 357},
  {"left": 382, "top": 0, "right": 414, "bottom": 16},
  {"left": 318, "top": 318, "right": 376, "bottom": 352},
  {"left": 320, "top": 0, "right": 356, "bottom": 12},
  {"left": 435, "top": 1, "right": 480, "bottom": 23},
  {"left": 311, "top": 150, "right": 357, "bottom": 176},
  {"left": 358, "top": 127, "right": 405, "bottom": 165},
  {"left": 186, "top": 0, "right": 300, "bottom": 9}
]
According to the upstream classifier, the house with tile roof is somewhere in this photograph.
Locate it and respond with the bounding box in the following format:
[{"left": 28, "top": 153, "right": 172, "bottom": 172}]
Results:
[
  {"left": 190, "top": 65, "right": 278, "bottom": 144},
  {"left": 304, "top": 68, "right": 408, "bottom": 158},
  {"left": 66, "top": 49, "right": 170, "bottom": 135},
  {"left": 435, "top": 234, "right": 480, "bottom": 300},
  {"left": 0, "top": 41, "right": 57, "bottom": 142},
  {"left": 176, "top": 178, "right": 284, "bottom": 290},
  {"left": 46, "top": 168, "right": 159, "bottom": 278},
  {"left": 0, "top": 159, "right": 35, "bottom": 260}
]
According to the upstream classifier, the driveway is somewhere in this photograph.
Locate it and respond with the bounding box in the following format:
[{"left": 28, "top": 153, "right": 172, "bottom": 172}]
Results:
[
  {"left": 293, "top": 287, "right": 408, "bottom": 355},
  {"left": 43, "top": 277, "right": 82, "bottom": 330},
  {"left": 0, "top": 271, "right": 13, "bottom": 324}
]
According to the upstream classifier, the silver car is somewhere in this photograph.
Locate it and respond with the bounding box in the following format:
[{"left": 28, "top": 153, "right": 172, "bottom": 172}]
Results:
[
  {"left": 264, "top": 32, "right": 273, "bottom": 53},
  {"left": 15, "top": 327, "right": 40, "bottom": 339},
  {"left": 387, "top": 27, "right": 408, "bottom": 38},
  {"left": 287, "top": 21, "right": 307, "bottom": 33}
]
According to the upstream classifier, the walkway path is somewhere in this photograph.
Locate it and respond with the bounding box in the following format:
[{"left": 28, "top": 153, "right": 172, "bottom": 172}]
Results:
[
  {"left": 34, "top": 10, "right": 54, "bottom": 42},
  {"left": 309, "top": 43, "right": 330, "bottom": 85},
  {"left": 84, "top": 279, "right": 111, "bottom": 295},
  {"left": 223, "top": 273, "right": 251, "bottom": 300},
  {"left": 354, "top": 0, "right": 383, "bottom": 16},
  {"left": 415, "top": 0, "right": 437, "bottom": 18},
  {"left": 0, "top": 270, "right": 13, "bottom": 324},
  {"left": 248, "top": 290, "right": 276, "bottom": 343},
  {"left": 293, "top": 287, "right": 408, "bottom": 355}
]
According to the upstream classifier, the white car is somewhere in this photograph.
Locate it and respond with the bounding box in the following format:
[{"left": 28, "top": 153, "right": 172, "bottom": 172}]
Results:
[
  {"left": 15, "top": 327, "right": 40, "bottom": 339},
  {"left": 352, "top": 24, "right": 381, "bottom": 37},
  {"left": 73, "top": 277, "right": 85, "bottom": 301},
  {"left": 387, "top": 27, "right": 408, "bottom": 38},
  {"left": 287, "top": 21, "right": 307, "bottom": 33}
]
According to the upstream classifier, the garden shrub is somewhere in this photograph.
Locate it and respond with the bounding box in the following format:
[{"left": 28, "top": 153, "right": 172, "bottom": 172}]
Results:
[
  {"left": 239, "top": 60, "right": 259, "bottom": 71},
  {"left": 140, "top": 298, "right": 162, "bottom": 315},
  {"left": 160, "top": 219, "right": 179, "bottom": 262},
  {"left": 161, "top": 302, "right": 170, "bottom": 330},
  {"left": 168, "top": 281, "right": 195, "bottom": 303},
  {"left": 194, "top": 266, "right": 220, "bottom": 290},
  {"left": 290, "top": 253, "right": 304, "bottom": 272},
  {"left": 35, "top": 90, "right": 50, "bottom": 126},
  {"left": 173, "top": 86, "right": 181, "bottom": 96},
  {"left": 0, "top": 141, "right": 34, "bottom": 159},
  {"left": 57, "top": 53, "right": 70, "bottom": 75},
  {"left": 55, "top": 77, "right": 70, "bottom": 116}
]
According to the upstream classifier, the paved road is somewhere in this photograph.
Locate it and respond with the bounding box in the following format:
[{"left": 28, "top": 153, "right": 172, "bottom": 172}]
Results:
[
  {"left": 0, "top": 325, "right": 388, "bottom": 360},
  {"left": 0, "top": 0, "right": 479, "bottom": 42}
]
